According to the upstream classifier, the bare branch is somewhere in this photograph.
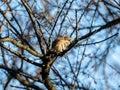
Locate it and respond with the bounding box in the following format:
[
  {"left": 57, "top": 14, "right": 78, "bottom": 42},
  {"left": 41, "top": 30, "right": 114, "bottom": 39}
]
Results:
[
  {"left": 0, "top": 43, "right": 42, "bottom": 67},
  {"left": 0, "top": 37, "right": 43, "bottom": 57},
  {"left": 75, "top": 33, "right": 118, "bottom": 46},
  {"left": 60, "top": 17, "right": 120, "bottom": 56},
  {"left": 21, "top": 0, "right": 45, "bottom": 54}
]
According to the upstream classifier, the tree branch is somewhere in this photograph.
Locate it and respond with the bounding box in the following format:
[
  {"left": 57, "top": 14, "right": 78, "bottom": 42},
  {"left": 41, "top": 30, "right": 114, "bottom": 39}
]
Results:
[
  {"left": 0, "top": 9, "right": 35, "bottom": 51},
  {"left": 75, "top": 33, "right": 118, "bottom": 46},
  {"left": 0, "top": 43, "right": 42, "bottom": 67},
  {"left": 0, "top": 37, "right": 43, "bottom": 57},
  {"left": 21, "top": 0, "right": 45, "bottom": 54},
  {"left": 60, "top": 17, "right": 120, "bottom": 56},
  {"left": 0, "top": 64, "right": 43, "bottom": 90}
]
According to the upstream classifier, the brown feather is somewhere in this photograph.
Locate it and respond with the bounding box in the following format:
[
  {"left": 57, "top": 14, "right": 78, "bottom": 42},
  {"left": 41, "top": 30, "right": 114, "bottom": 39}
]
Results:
[{"left": 52, "top": 36, "right": 72, "bottom": 53}]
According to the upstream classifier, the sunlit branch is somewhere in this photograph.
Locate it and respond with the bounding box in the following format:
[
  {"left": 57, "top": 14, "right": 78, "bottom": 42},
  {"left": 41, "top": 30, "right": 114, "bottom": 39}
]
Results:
[{"left": 0, "top": 37, "right": 43, "bottom": 57}]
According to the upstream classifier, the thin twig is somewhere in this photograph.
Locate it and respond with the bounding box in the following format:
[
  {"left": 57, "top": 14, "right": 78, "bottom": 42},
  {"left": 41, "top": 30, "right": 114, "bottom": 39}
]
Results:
[
  {"left": 75, "top": 33, "right": 118, "bottom": 47},
  {"left": 0, "top": 43, "right": 42, "bottom": 67}
]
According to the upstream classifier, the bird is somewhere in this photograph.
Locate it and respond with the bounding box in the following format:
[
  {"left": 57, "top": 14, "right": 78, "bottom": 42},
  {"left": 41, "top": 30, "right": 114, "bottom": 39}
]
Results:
[{"left": 52, "top": 36, "right": 72, "bottom": 53}]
